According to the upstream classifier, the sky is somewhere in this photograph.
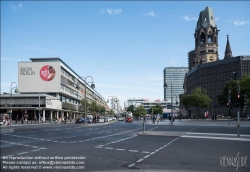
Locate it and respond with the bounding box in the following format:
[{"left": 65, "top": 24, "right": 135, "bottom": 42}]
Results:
[{"left": 1, "top": 1, "right": 250, "bottom": 109}]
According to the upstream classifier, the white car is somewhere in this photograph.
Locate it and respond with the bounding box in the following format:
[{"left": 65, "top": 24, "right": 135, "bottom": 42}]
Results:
[
  {"left": 118, "top": 118, "right": 124, "bottom": 121},
  {"left": 98, "top": 118, "right": 104, "bottom": 123}
]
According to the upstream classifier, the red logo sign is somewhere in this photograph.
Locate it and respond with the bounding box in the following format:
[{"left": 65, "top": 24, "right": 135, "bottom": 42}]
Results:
[{"left": 40, "top": 65, "right": 56, "bottom": 81}]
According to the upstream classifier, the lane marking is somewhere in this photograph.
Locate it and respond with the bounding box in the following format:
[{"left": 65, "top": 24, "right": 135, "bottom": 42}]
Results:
[
  {"left": 105, "top": 147, "right": 114, "bottom": 149},
  {"left": 136, "top": 159, "right": 143, "bottom": 162},
  {"left": 17, "top": 152, "right": 28, "bottom": 155},
  {"left": 144, "top": 155, "right": 150, "bottom": 158},
  {"left": 31, "top": 149, "right": 41, "bottom": 152},
  {"left": 186, "top": 132, "right": 250, "bottom": 137},
  {"left": 141, "top": 151, "right": 150, "bottom": 154},
  {"left": 128, "top": 163, "right": 136, "bottom": 167},
  {"left": 181, "top": 135, "right": 250, "bottom": 142},
  {"left": 129, "top": 150, "right": 138, "bottom": 152},
  {"left": 116, "top": 148, "right": 125, "bottom": 151}
]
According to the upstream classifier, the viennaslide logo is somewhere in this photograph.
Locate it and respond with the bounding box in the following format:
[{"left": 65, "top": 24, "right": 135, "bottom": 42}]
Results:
[
  {"left": 40, "top": 65, "right": 56, "bottom": 81},
  {"left": 220, "top": 152, "right": 248, "bottom": 171}
]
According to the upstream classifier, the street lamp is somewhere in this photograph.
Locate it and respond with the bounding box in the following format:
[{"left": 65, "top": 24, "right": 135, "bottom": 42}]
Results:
[
  {"left": 10, "top": 82, "right": 18, "bottom": 126},
  {"left": 76, "top": 76, "right": 95, "bottom": 125},
  {"left": 164, "top": 77, "right": 174, "bottom": 126},
  {"left": 57, "top": 105, "right": 62, "bottom": 122}
]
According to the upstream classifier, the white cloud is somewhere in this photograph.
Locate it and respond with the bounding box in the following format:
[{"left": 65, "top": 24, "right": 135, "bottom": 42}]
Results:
[
  {"left": 11, "top": 3, "right": 23, "bottom": 11},
  {"left": 98, "top": 8, "right": 105, "bottom": 15},
  {"left": 181, "top": 15, "right": 198, "bottom": 21},
  {"left": 144, "top": 11, "right": 156, "bottom": 17},
  {"left": 1, "top": 58, "right": 24, "bottom": 61},
  {"left": 107, "top": 8, "right": 122, "bottom": 15},
  {"left": 233, "top": 20, "right": 249, "bottom": 26}
]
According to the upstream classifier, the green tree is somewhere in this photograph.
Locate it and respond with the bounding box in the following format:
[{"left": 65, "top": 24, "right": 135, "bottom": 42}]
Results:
[
  {"left": 134, "top": 105, "right": 146, "bottom": 119},
  {"left": 218, "top": 74, "right": 250, "bottom": 116},
  {"left": 90, "top": 101, "right": 98, "bottom": 115},
  {"left": 182, "top": 87, "right": 211, "bottom": 119},
  {"left": 80, "top": 98, "right": 89, "bottom": 112},
  {"left": 149, "top": 105, "right": 163, "bottom": 115},
  {"left": 127, "top": 105, "right": 135, "bottom": 113}
]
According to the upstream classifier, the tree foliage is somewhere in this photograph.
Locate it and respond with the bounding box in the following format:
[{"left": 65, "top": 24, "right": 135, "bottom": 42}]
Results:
[
  {"left": 182, "top": 87, "right": 211, "bottom": 119},
  {"left": 218, "top": 74, "right": 250, "bottom": 107},
  {"left": 134, "top": 105, "right": 146, "bottom": 118},
  {"left": 149, "top": 104, "right": 163, "bottom": 115},
  {"left": 127, "top": 105, "right": 135, "bottom": 113}
]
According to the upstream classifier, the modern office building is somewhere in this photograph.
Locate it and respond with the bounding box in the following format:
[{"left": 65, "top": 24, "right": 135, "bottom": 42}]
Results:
[
  {"left": 141, "top": 100, "right": 172, "bottom": 114},
  {"left": 125, "top": 98, "right": 146, "bottom": 109},
  {"left": 163, "top": 67, "right": 189, "bottom": 103},
  {"left": 0, "top": 57, "right": 107, "bottom": 122}
]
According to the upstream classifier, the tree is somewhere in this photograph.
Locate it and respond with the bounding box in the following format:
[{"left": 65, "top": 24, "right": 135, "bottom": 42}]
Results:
[
  {"left": 134, "top": 105, "right": 146, "bottom": 119},
  {"left": 149, "top": 105, "right": 163, "bottom": 115},
  {"left": 90, "top": 101, "right": 98, "bottom": 115},
  {"left": 182, "top": 87, "right": 211, "bottom": 119},
  {"left": 127, "top": 105, "right": 135, "bottom": 113},
  {"left": 80, "top": 98, "right": 89, "bottom": 112},
  {"left": 218, "top": 74, "right": 250, "bottom": 116}
]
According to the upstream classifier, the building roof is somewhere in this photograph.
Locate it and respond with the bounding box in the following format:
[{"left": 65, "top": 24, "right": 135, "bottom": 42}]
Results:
[{"left": 196, "top": 6, "right": 217, "bottom": 30}]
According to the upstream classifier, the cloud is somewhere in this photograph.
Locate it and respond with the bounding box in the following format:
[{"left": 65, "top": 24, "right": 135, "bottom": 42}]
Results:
[
  {"left": 107, "top": 8, "right": 122, "bottom": 15},
  {"left": 144, "top": 11, "right": 156, "bottom": 17},
  {"left": 233, "top": 20, "right": 249, "bottom": 26},
  {"left": 181, "top": 15, "right": 198, "bottom": 21},
  {"left": 1, "top": 58, "right": 24, "bottom": 61},
  {"left": 11, "top": 3, "right": 23, "bottom": 11},
  {"left": 98, "top": 8, "right": 105, "bottom": 15},
  {"left": 19, "top": 45, "right": 56, "bottom": 54}
]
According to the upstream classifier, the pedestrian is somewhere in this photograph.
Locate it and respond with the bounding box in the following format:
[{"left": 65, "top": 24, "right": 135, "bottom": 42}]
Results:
[
  {"left": 21, "top": 116, "right": 24, "bottom": 124},
  {"left": 169, "top": 114, "right": 171, "bottom": 123},
  {"left": 15, "top": 115, "right": 19, "bottom": 124}
]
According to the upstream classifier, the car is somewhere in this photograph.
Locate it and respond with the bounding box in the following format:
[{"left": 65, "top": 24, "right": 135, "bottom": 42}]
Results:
[
  {"left": 126, "top": 117, "right": 133, "bottom": 122},
  {"left": 118, "top": 117, "right": 124, "bottom": 121},
  {"left": 98, "top": 118, "right": 104, "bottom": 123},
  {"left": 75, "top": 117, "right": 84, "bottom": 123},
  {"left": 103, "top": 117, "right": 108, "bottom": 122}
]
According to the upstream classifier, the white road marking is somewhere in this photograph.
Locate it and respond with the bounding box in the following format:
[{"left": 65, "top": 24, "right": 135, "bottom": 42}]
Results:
[
  {"left": 144, "top": 155, "right": 150, "bottom": 158},
  {"left": 116, "top": 148, "right": 125, "bottom": 151},
  {"left": 141, "top": 151, "right": 150, "bottom": 154},
  {"left": 181, "top": 135, "right": 250, "bottom": 141},
  {"left": 105, "top": 147, "right": 114, "bottom": 149},
  {"left": 31, "top": 149, "right": 41, "bottom": 152},
  {"left": 136, "top": 159, "right": 143, "bottom": 162},
  {"left": 186, "top": 132, "right": 250, "bottom": 137},
  {"left": 17, "top": 152, "right": 28, "bottom": 155},
  {"left": 128, "top": 163, "right": 136, "bottom": 167},
  {"left": 129, "top": 150, "right": 138, "bottom": 152}
]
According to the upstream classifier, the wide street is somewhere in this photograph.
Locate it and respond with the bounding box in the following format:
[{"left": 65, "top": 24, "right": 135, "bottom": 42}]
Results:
[{"left": 1, "top": 119, "right": 250, "bottom": 172}]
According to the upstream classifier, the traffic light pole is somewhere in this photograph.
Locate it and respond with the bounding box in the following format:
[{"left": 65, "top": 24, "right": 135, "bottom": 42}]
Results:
[{"left": 237, "top": 80, "right": 240, "bottom": 138}]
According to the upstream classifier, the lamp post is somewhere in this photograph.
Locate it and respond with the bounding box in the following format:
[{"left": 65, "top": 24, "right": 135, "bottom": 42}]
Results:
[
  {"left": 76, "top": 76, "right": 95, "bottom": 125},
  {"left": 10, "top": 82, "right": 18, "bottom": 126},
  {"left": 164, "top": 77, "right": 174, "bottom": 125},
  {"left": 57, "top": 105, "right": 62, "bottom": 123}
]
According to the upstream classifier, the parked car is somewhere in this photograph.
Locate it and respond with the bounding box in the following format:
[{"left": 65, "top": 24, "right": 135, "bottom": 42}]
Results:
[
  {"left": 118, "top": 117, "right": 124, "bottom": 121},
  {"left": 103, "top": 117, "right": 108, "bottom": 122},
  {"left": 75, "top": 117, "right": 84, "bottom": 123},
  {"left": 98, "top": 118, "right": 104, "bottom": 123}
]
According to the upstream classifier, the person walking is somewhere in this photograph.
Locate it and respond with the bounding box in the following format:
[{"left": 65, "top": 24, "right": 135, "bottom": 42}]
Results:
[
  {"left": 21, "top": 116, "right": 24, "bottom": 124},
  {"left": 15, "top": 115, "right": 19, "bottom": 124}
]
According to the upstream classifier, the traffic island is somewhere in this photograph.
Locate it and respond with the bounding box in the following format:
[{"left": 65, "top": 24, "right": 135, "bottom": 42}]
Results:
[{"left": 137, "top": 131, "right": 187, "bottom": 137}]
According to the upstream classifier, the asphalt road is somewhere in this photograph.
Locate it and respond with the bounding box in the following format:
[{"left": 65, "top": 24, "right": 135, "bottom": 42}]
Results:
[{"left": 1, "top": 120, "right": 250, "bottom": 172}]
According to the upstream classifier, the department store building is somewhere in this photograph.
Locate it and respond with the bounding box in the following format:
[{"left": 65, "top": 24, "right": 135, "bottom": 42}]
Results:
[{"left": 0, "top": 58, "right": 107, "bottom": 122}]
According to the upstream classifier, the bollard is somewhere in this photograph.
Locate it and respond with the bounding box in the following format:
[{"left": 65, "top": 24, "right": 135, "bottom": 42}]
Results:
[{"left": 143, "top": 119, "right": 145, "bottom": 133}]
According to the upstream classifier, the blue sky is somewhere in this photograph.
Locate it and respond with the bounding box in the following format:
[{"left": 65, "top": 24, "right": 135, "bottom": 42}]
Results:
[{"left": 1, "top": 1, "right": 250, "bottom": 108}]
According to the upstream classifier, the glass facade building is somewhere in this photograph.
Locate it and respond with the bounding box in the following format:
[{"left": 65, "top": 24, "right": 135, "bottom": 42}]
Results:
[{"left": 163, "top": 67, "right": 188, "bottom": 103}]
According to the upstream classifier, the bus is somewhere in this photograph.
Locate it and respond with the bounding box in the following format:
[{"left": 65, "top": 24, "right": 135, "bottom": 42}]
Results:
[{"left": 126, "top": 112, "right": 133, "bottom": 122}]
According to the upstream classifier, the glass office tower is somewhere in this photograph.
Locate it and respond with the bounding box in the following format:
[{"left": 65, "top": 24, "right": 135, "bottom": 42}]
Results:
[{"left": 163, "top": 67, "right": 188, "bottom": 104}]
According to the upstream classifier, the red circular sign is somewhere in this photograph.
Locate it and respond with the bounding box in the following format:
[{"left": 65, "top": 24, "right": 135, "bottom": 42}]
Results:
[{"left": 40, "top": 65, "right": 56, "bottom": 81}]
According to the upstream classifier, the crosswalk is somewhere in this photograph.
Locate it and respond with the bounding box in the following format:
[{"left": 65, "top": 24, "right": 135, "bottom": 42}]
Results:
[{"left": 181, "top": 132, "right": 250, "bottom": 142}]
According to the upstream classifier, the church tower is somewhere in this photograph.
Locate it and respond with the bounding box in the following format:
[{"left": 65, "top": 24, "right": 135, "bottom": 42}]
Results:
[
  {"left": 224, "top": 35, "right": 233, "bottom": 59},
  {"left": 189, "top": 7, "right": 219, "bottom": 70}
]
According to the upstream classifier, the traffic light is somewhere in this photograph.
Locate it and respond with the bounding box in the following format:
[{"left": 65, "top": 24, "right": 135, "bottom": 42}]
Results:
[
  {"left": 226, "top": 102, "right": 229, "bottom": 107},
  {"left": 237, "top": 94, "right": 241, "bottom": 103},
  {"left": 232, "top": 72, "right": 238, "bottom": 80}
]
